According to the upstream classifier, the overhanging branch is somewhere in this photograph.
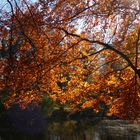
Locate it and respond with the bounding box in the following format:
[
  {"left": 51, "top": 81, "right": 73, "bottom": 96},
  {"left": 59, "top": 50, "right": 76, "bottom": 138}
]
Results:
[{"left": 59, "top": 28, "right": 140, "bottom": 78}]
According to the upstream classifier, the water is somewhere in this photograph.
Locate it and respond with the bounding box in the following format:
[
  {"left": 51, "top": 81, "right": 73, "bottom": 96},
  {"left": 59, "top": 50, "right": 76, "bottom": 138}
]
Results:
[{"left": 0, "top": 119, "right": 140, "bottom": 140}]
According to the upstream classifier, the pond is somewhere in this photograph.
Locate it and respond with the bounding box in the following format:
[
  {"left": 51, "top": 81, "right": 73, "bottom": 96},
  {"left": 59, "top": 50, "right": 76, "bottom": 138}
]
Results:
[{"left": 0, "top": 118, "right": 140, "bottom": 140}]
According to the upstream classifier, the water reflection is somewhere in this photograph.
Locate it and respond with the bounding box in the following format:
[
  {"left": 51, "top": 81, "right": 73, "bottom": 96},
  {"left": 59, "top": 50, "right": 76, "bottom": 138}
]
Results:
[
  {"left": 45, "top": 120, "right": 140, "bottom": 140},
  {"left": 0, "top": 119, "right": 140, "bottom": 140}
]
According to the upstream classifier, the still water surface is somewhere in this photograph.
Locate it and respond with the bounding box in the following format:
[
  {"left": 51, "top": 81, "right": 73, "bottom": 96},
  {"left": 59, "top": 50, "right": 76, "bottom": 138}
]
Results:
[{"left": 0, "top": 119, "right": 140, "bottom": 140}]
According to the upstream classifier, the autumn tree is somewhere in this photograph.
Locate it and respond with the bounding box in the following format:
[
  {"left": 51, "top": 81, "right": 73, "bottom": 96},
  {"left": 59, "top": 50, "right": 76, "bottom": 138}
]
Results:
[{"left": 0, "top": 0, "right": 140, "bottom": 119}]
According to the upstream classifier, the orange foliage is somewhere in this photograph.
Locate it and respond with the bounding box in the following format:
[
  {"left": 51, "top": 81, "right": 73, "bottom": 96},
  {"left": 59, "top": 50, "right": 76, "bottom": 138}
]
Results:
[{"left": 0, "top": 0, "right": 140, "bottom": 119}]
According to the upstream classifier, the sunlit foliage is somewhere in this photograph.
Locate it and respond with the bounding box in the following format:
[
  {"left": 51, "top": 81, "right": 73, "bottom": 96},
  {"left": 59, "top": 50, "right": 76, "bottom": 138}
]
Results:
[{"left": 0, "top": 0, "right": 140, "bottom": 119}]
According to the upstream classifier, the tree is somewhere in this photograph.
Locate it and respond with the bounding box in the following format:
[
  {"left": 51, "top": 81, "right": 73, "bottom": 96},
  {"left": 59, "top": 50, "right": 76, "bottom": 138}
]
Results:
[{"left": 0, "top": 0, "right": 140, "bottom": 119}]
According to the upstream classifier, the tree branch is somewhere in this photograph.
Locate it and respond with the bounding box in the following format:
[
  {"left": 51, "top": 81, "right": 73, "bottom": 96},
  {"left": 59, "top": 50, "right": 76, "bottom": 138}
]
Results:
[{"left": 58, "top": 28, "right": 140, "bottom": 78}]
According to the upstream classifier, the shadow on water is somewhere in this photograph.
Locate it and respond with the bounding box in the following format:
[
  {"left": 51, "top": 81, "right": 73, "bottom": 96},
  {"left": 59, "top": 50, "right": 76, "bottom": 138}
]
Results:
[{"left": 0, "top": 106, "right": 140, "bottom": 140}]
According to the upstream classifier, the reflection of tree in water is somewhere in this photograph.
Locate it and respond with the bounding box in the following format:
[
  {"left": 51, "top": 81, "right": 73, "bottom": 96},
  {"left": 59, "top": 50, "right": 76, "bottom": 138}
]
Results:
[
  {"left": 46, "top": 120, "right": 101, "bottom": 140},
  {"left": 46, "top": 120, "right": 140, "bottom": 140},
  {"left": 0, "top": 117, "right": 139, "bottom": 140}
]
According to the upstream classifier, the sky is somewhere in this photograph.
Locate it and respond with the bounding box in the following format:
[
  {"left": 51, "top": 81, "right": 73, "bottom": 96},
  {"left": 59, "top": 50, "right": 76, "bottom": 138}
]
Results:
[{"left": 0, "top": 0, "right": 37, "bottom": 13}]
